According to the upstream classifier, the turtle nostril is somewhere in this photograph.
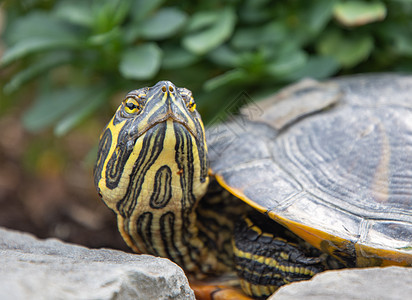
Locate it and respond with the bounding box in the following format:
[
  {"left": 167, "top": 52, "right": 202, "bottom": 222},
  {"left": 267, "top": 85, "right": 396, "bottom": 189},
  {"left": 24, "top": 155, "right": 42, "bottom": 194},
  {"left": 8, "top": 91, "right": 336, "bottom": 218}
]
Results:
[
  {"left": 169, "top": 86, "right": 174, "bottom": 92},
  {"left": 162, "top": 86, "right": 167, "bottom": 92}
]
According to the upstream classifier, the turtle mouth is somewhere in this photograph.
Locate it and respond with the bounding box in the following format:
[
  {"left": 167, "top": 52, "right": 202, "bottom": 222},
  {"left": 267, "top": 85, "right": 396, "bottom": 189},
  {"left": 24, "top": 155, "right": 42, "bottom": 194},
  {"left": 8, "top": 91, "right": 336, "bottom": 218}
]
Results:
[{"left": 130, "top": 113, "right": 198, "bottom": 142}]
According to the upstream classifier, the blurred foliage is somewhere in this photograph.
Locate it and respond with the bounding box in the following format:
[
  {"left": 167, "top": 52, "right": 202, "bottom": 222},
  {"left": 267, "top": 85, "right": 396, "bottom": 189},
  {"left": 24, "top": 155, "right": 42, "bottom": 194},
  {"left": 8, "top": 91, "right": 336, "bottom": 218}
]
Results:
[{"left": 1, "top": 0, "right": 412, "bottom": 134}]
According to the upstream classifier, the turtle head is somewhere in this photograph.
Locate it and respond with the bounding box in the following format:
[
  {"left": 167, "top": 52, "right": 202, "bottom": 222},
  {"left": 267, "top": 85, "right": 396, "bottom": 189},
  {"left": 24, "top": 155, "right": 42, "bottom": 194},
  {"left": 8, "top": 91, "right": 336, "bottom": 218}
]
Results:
[
  {"left": 93, "top": 81, "right": 210, "bottom": 260},
  {"left": 115, "top": 80, "right": 205, "bottom": 143}
]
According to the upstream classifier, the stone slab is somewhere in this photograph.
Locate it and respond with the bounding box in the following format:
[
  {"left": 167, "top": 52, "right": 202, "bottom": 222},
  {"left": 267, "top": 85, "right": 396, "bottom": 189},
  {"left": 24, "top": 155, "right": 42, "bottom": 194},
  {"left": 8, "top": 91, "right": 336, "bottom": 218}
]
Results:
[
  {"left": 270, "top": 266, "right": 412, "bottom": 300},
  {"left": 0, "top": 227, "right": 194, "bottom": 300}
]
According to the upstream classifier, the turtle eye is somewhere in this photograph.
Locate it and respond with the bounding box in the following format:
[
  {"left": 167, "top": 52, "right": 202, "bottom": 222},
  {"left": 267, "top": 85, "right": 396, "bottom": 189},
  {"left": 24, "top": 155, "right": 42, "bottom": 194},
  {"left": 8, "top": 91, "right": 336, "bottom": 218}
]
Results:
[{"left": 124, "top": 97, "right": 140, "bottom": 115}]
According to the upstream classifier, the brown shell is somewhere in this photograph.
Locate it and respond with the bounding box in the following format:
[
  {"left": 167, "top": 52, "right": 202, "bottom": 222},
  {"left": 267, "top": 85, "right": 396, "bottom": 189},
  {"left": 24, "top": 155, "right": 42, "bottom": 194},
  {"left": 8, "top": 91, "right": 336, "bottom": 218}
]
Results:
[{"left": 207, "top": 74, "right": 412, "bottom": 267}]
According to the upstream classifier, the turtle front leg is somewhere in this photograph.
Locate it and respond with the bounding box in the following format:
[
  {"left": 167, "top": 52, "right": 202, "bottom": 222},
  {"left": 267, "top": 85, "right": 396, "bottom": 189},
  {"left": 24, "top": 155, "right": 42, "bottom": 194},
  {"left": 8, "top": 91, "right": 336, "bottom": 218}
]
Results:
[{"left": 233, "top": 214, "right": 324, "bottom": 298}]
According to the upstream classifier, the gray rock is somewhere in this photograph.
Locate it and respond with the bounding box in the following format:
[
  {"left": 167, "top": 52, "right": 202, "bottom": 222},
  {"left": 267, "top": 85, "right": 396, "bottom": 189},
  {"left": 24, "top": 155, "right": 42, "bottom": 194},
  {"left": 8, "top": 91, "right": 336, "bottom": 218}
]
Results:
[
  {"left": 0, "top": 227, "right": 194, "bottom": 300},
  {"left": 270, "top": 266, "right": 412, "bottom": 300}
]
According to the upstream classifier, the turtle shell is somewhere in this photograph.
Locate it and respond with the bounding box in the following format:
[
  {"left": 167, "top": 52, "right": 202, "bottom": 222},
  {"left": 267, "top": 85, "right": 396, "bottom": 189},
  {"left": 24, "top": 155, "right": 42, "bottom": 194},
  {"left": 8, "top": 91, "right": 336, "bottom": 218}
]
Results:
[{"left": 207, "top": 74, "right": 412, "bottom": 267}]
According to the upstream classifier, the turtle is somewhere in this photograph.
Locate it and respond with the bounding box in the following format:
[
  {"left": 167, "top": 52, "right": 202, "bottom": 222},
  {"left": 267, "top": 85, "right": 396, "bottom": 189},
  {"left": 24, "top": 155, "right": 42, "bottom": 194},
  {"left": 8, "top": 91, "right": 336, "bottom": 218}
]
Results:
[{"left": 93, "top": 74, "right": 412, "bottom": 299}]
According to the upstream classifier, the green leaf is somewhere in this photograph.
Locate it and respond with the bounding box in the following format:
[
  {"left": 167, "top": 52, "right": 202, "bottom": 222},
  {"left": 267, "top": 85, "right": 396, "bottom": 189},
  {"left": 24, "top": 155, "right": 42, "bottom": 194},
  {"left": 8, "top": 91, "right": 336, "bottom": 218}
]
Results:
[
  {"left": 236, "top": 51, "right": 266, "bottom": 72},
  {"left": 109, "top": 0, "right": 134, "bottom": 28},
  {"left": 132, "top": 0, "right": 166, "bottom": 21},
  {"left": 208, "top": 45, "right": 240, "bottom": 68},
  {"left": 4, "top": 12, "right": 75, "bottom": 45},
  {"left": 204, "top": 69, "right": 248, "bottom": 91},
  {"left": 334, "top": 1, "right": 387, "bottom": 27},
  {"left": 183, "top": 7, "right": 236, "bottom": 55},
  {"left": 22, "top": 87, "right": 94, "bottom": 132},
  {"left": 266, "top": 50, "right": 307, "bottom": 77},
  {"left": 392, "top": 34, "right": 412, "bottom": 56},
  {"left": 238, "top": 0, "right": 272, "bottom": 24},
  {"left": 140, "top": 7, "right": 187, "bottom": 40},
  {"left": 393, "top": 61, "right": 412, "bottom": 73},
  {"left": 317, "top": 30, "right": 374, "bottom": 68},
  {"left": 91, "top": 0, "right": 132, "bottom": 32},
  {"left": 119, "top": 43, "right": 162, "bottom": 80},
  {"left": 285, "top": 56, "right": 340, "bottom": 81},
  {"left": 302, "top": 0, "right": 336, "bottom": 35},
  {"left": 3, "top": 52, "right": 72, "bottom": 95},
  {"left": 88, "top": 27, "right": 121, "bottom": 46},
  {"left": 231, "top": 21, "right": 287, "bottom": 50},
  {"left": 378, "top": 24, "right": 412, "bottom": 56},
  {"left": 54, "top": 89, "right": 109, "bottom": 136},
  {"left": 162, "top": 45, "right": 198, "bottom": 69},
  {"left": 185, "top": 11, "right": 218, "bottom": 32},
  {"left": 54, "top": 0, "right": 94, "bottom": 28},
  {"left": 0, "top": 37, "right": 81, "bottom": 67}
]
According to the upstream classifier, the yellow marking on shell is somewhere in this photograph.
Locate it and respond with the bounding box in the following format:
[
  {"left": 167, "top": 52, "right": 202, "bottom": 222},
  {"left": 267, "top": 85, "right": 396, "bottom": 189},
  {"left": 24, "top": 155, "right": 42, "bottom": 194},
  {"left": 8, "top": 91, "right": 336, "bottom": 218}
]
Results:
[
  {"left": 371, "top": 122, "right": 390, "bottom": 203},
  {"left": 214, "top": 174, "right": 268, "bottom": 214}
]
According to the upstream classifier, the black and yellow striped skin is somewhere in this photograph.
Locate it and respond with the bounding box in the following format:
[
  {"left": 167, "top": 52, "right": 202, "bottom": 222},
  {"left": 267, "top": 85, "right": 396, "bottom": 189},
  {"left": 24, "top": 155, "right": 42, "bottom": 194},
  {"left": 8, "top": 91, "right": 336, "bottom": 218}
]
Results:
[
  {"left": 94, "top": 81, "right": 324, "bottom": 299},
  {"left": 94, "top": 81, "right": 229, "bottom": 274},
  {"left": 233, "top": 215, "right": 324, "bottom": 298}
]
